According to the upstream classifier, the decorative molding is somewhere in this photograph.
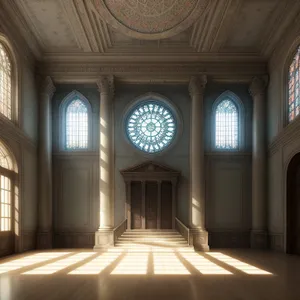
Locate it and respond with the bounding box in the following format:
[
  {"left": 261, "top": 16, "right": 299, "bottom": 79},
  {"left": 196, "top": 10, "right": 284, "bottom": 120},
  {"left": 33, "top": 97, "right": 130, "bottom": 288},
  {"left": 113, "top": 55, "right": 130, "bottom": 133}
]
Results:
[
  {"left": 96, "top": 75, "right": 114, "bottom": 96},
  {"left": 268, "top": 232, "right": 284, "bottom": 252},
  {"left": 189, "top": 75, "right": 207, "bottom": 96},
  {"left": 54, "top": 232, "right": 95, "bottom": 248},
  {"left": 190, "top": 0, "right": 231, "bottom": 52},
  {"left": 40, "top": 76, "right": 56, "bottom": 98},
  {"left": 91, "top": 0, "right": 210, "bottom": 40},
  {"left": 249, "top": 76, "right": 268, "bottom": 97},
  {"left": 60, "top": 0, "right": 92, "bottom": 52}
]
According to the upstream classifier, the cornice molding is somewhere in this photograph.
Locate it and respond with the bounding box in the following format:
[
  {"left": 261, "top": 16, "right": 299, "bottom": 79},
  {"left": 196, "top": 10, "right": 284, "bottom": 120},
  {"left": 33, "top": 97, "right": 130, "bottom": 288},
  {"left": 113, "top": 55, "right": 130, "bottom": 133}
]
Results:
[{"left": 37, "top": 59, "right": 267, "bottom": 84}]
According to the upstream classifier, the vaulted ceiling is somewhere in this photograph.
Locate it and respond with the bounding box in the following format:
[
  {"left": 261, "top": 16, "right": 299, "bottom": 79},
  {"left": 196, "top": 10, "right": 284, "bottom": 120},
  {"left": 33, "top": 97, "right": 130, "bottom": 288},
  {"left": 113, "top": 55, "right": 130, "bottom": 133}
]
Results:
[{"left": 1, "top": 0, "right": 299, "bottom": 83}]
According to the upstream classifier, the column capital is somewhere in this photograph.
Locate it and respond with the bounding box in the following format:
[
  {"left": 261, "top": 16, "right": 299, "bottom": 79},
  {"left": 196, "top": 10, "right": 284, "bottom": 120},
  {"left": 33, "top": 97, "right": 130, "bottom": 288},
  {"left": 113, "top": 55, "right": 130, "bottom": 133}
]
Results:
[
  {"left": 97, "top": 75, "right": 114, "bottom": 97},
  {"left": 40, "top": 76, "right": 56, "bottom": 98},
  {"left": 189, "top": 75, "right": 207, "bottom": 97},
  {"left": 249, "top": 76, "right": 268, "bottom": 97}
]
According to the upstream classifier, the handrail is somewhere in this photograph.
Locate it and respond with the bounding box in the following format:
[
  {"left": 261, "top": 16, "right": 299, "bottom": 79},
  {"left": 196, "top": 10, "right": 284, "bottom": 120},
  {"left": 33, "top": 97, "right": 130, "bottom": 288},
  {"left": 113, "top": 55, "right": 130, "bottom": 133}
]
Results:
[
  {"left": 175, "top": 217, "right": 190, "bottom": 245},
  {"left": 113, "top": 219, "right": 127, "bottom": 244}
]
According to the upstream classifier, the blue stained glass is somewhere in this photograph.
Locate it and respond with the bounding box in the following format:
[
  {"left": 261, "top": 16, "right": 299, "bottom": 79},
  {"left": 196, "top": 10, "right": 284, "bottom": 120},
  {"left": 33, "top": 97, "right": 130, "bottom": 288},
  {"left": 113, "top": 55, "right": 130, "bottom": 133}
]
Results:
[
  {"left": 126, "top": 101, "right": 177, "bottom": 153},
  {"left": 215, "top": 99, "right": 238, "bottom": 150}
]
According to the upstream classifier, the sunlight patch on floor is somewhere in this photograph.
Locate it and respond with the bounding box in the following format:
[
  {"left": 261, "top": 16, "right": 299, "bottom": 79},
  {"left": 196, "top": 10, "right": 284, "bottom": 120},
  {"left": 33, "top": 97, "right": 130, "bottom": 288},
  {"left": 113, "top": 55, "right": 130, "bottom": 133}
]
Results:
[
  {"left": 153, "top": 252, "right": 190, "bottom": 275},
  {"left": 206, "top": 253, "right": 272, "bottom": 275},
  {"left": 0, "top": 252, "right": 70, "bottom": 274},
  {"left": 22, "top": 252, "right": 95, "bottom": 275},
  {"left": 68, "top": 251, "right": 122, "bottom": 275},
  {"left": 179, "top": 252, "right": 232, "bottom": 275},
  {"left": 111, "top": 252, "right": 148, "bottom": 275}
]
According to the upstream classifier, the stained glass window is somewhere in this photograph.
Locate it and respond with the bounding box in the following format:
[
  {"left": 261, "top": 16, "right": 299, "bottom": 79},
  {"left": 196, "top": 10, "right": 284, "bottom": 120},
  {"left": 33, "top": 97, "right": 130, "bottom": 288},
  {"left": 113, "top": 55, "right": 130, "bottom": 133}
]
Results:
[
  {"left": 215, "top": 99, "right": 238, "bottom": 150},
  {"left": 0, "top": 43, "right": 12, "bottom": 119},
  {"left": 288, "top": 45, "right": 300, "bottom": 122},
  {"left": 126, "top": 101, "right": 177, "bottom": 153},
  {"left": 66, "top": 99, "right": 88, "bottom": 150}
]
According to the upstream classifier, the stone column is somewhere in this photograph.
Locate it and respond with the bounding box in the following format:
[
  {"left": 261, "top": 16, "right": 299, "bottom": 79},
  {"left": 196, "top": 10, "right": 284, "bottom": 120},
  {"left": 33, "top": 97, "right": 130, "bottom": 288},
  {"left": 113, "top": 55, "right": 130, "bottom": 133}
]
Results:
[
  {"left": 188, "top": 75, "right": 209, "bottom": 251},
  {"left": 94, "top": 75, "right": 115, "bottom": 249},
  {"left": 37, "top": 76, "right": 56, "bottom": 249},
  {"left": 249, "top": 77, "right": 268, "bottom": 249}
]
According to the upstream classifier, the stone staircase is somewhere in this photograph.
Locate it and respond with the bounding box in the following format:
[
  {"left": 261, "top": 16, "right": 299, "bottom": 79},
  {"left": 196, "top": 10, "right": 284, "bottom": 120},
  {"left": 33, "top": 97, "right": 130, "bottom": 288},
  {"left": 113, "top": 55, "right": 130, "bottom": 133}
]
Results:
[{"left": 115, "top": 230, "right": 190, "bottom": 249}]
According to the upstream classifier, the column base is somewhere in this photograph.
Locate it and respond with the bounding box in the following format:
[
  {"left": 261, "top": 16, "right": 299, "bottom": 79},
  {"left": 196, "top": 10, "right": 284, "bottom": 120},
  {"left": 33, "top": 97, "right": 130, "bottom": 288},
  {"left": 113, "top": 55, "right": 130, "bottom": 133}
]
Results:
[
  {"left": 251, "top": 230, "right": 268, "bottom": 249},
  {"left": 37, "top": 231, "right": 53, "bottom": 249},
  {"left": 190, "top": 228, "right": 210, "bottom": 252},
  {"left": 94, "top": 229, "right": 114, "bottom": 250}
]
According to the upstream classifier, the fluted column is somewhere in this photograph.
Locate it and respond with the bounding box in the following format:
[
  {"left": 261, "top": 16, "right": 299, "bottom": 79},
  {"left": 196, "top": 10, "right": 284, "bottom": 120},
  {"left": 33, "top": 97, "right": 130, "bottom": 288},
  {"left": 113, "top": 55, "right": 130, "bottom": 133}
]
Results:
[
  {"left": 249, "top": 77, "right": 268, "bottom": 249},
  {"left": 188, "top": 75, "right": 209, "bottom": 251},
  {"left": 37, "top": 76, "right": 55, "bottom": 249},
  {"left": 94, "top": 75, "right": 115, "bottom": 249}
]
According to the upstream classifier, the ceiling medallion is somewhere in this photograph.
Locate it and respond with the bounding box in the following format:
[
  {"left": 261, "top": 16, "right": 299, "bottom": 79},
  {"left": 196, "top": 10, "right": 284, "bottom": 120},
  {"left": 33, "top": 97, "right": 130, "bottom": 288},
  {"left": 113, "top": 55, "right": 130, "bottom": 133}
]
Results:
[{"left": 92, "top": 0, "right": 210, "bottom": 40}]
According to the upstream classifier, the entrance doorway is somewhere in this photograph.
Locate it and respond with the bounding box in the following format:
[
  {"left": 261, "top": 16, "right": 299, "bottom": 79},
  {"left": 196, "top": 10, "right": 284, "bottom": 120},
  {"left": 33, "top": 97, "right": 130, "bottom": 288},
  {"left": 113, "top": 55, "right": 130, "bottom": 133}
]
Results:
[
  {"left": 121, "top": 161, "right": 180, "bottom": 230},
  {"left": 287, "top": 153, "right": 300, "bottom": 254}
]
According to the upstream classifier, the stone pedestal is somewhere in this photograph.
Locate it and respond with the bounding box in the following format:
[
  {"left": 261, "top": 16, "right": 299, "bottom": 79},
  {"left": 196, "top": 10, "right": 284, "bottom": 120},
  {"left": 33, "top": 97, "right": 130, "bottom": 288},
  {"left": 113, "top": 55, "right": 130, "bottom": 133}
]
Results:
[
  {"left": 94, "top": 229, "right": 114, "bottom": 250},
  {"left": 190, "top": 229, "right": 210, "bottom": 252}
]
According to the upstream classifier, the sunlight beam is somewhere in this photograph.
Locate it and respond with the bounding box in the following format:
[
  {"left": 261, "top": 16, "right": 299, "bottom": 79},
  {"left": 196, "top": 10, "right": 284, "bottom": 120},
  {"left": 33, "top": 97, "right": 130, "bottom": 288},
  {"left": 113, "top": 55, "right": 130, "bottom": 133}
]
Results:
[
  {"left": 22, "top": 252, "right": 95, "bottom": 275},
  {"left": 179, "top": 252, "right": 232, "bottom": 275},
  {"left": 0, "top": 252, "right": 71, "bottom": 274},
  {"left": 206, "top": 253, "right": 272, "bottom": 275},
  {"left": 69, "top": 251, "right": 122, "bottom": 275}
]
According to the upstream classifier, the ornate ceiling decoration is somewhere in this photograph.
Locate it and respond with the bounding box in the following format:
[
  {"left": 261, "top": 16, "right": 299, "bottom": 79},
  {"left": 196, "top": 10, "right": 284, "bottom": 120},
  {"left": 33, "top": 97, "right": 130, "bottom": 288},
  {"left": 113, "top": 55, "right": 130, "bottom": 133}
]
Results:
[{"left": 92, "top": 0, "right": 210, "bottom": 40}]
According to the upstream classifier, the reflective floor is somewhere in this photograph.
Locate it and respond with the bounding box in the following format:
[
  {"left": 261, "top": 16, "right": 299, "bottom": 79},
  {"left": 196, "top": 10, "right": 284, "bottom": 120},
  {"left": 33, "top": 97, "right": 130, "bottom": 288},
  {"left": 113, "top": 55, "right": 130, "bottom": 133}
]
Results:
[{"left": 0, "top": 248, "right": 299, "bottom": 300}]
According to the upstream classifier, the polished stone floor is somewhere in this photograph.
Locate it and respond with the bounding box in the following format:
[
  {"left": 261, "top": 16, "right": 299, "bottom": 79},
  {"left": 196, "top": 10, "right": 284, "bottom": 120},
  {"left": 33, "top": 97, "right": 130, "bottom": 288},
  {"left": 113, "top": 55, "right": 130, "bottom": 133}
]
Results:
[{"left": 0, "top": 248, "right": 299, "bottom": 300}]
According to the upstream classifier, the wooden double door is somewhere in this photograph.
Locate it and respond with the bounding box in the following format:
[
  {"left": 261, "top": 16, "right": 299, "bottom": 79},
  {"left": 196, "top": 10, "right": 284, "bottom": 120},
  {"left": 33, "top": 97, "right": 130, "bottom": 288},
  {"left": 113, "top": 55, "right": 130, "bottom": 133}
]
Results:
[{"left": 130, "top": 181, "right": 173, "bottom": 230}]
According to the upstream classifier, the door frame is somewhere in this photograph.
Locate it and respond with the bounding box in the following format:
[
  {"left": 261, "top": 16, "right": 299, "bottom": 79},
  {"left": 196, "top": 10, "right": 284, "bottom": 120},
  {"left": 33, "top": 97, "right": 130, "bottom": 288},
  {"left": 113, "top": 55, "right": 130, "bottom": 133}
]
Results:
[{"left": 121, "top": 161, "right": 180, "bottom": 230}]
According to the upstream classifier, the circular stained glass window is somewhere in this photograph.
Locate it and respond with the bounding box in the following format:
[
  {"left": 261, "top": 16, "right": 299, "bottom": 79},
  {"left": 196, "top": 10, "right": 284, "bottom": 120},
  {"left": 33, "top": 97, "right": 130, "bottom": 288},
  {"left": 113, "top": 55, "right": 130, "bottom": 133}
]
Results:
[{"left": 126, "top": 101, "right": 177, "bottom": 153}]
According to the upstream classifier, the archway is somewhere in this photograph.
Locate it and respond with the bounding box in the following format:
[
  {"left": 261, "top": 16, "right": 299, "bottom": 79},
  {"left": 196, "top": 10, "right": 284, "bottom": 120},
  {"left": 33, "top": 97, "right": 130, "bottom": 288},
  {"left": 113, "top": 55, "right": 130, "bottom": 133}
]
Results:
[
  {"left": 287, "top": 152, "right": 300, "bottom": 254},
  {"left": 0, "top": 140, "right": 18, "bottom": 256}
]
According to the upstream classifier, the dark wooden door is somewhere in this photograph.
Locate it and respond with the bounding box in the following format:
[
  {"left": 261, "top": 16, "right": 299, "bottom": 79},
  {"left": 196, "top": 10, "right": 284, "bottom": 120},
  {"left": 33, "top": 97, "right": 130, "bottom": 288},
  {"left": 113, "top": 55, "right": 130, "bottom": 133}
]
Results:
[
  {"left": 161, "top": 181, "right": 172, "bottom": 229},
  {"left": 287, "top": 153, "right": 300, "bottom": 255},
  {"left": 145, "top": 182, "right": 158, "bottom": 229},
  {"left": 131, "top": 181, "right": 142, "bottom": 229}
]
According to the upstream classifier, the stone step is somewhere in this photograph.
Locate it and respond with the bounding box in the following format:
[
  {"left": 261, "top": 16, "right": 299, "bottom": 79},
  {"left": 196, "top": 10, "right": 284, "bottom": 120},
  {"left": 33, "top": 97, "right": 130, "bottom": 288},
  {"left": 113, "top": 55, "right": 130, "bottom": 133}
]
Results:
[
  {"left": 118, "top": 237, "right": 186, "bottom": 242},
  {"left": 115, "top": 244, "right": 189, "bottom": 248}
]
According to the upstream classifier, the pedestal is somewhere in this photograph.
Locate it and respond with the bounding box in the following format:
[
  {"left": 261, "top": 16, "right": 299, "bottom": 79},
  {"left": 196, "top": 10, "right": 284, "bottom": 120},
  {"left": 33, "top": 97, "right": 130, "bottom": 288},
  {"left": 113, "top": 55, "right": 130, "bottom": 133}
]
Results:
[
  {"left": 94, "top": 229, "right": 114, "bottom": 250},
  {"left": 190, "top": 228, "right": 210, "bottom": 252}
]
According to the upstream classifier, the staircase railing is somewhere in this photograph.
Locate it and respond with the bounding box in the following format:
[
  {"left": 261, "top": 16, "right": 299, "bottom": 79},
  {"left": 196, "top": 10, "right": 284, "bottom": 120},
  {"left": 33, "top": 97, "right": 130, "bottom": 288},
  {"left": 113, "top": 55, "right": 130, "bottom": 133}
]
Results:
[
  {"left": 113, "top": 219, "right": 127, "bottom": 245},
  {"left": 175, "top": 217, "right": 191, "bottom": 246}
]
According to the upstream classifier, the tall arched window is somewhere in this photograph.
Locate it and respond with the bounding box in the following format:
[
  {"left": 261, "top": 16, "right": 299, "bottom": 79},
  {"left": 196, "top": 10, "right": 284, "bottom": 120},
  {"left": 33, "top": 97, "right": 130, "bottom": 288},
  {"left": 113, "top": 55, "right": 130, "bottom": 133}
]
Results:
[
  {"left": 0, "top": 141, "right": 15, "bottom": 232},
  {"left": 288, "top": 45, "right": 300, "bottom": 122},
  {"left": 65, "top": 98, "right": 89, "bottom": 150},
  {"left": 0, "top": 42, "right": 12, "bottom": 119},
  {"left": 215, "top": 99, "right": 238, "bottom": 150}
]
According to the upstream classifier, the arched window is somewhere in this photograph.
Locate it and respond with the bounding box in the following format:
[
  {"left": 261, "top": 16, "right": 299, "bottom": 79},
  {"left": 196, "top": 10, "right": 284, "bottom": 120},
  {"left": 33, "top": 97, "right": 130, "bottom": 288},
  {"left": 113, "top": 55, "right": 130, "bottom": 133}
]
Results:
[
  {"left": 65, "top": 97, "right": 89, "bottom": 150},
  {"left": 0, "top": 141, "right": 15, "bottom": 232},
  {"left": 0, "top": 42, "right": 12, "bottom": 119},
  {"left": 215, "top": 99, "right": 238, "bottom": 150},
  {"left": 288, "top": 45, "right": 300, "bottom": 122}
]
